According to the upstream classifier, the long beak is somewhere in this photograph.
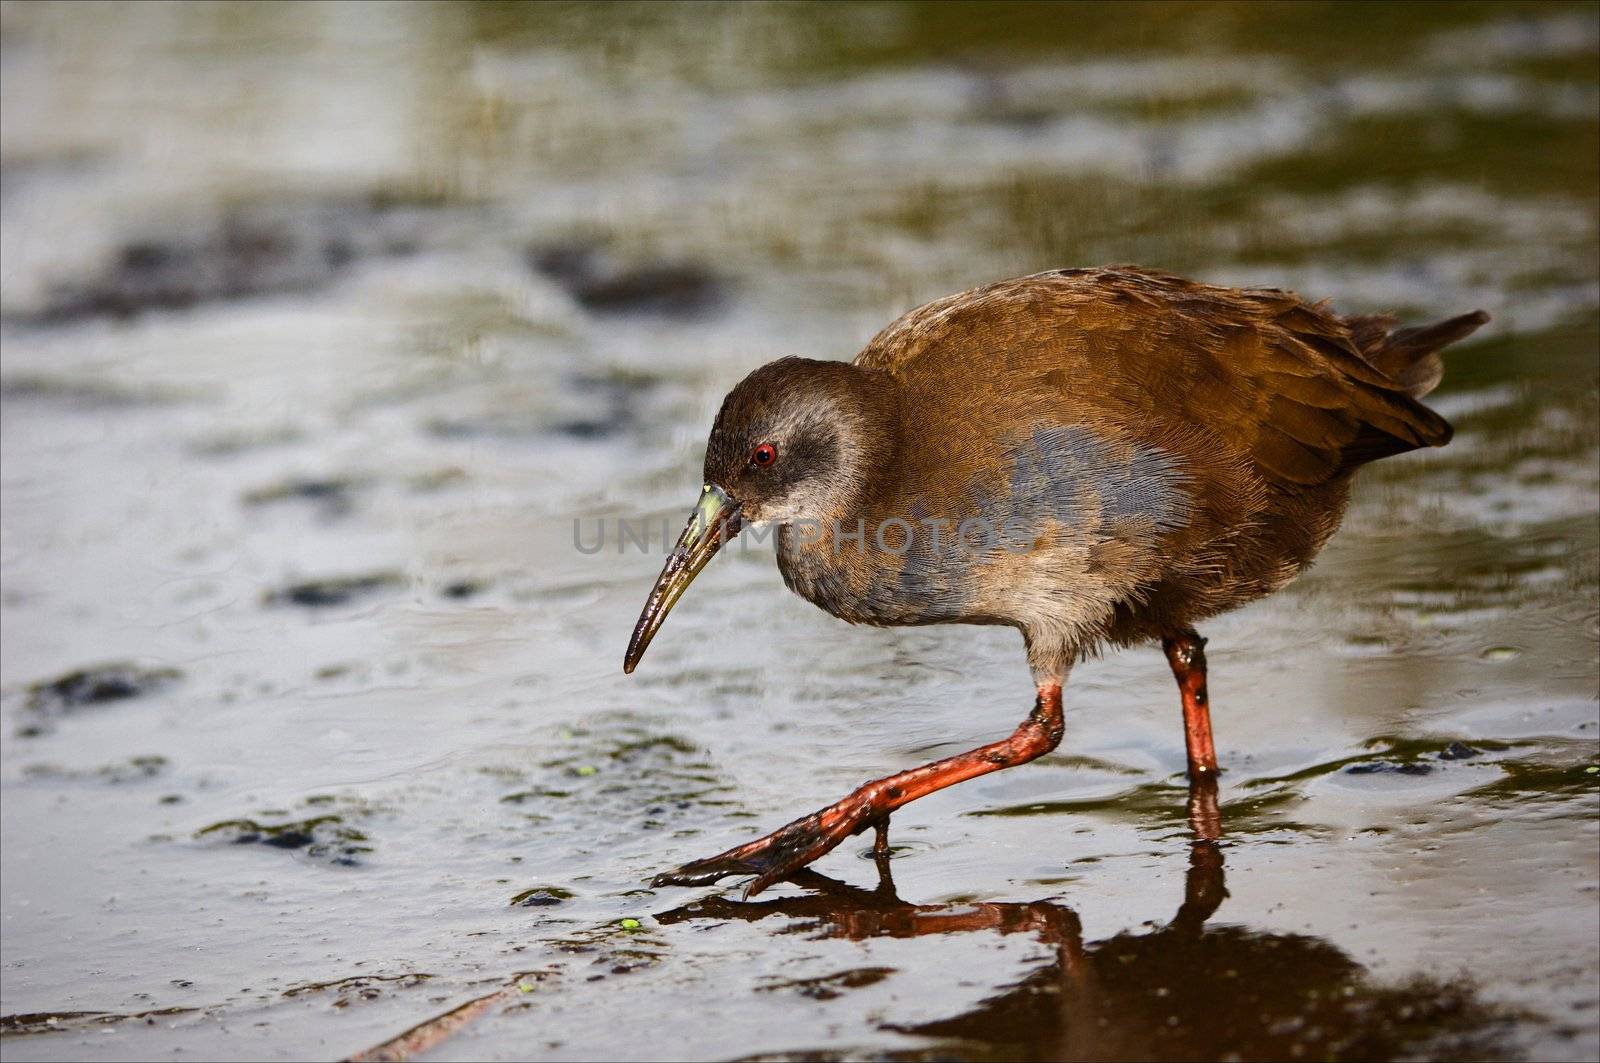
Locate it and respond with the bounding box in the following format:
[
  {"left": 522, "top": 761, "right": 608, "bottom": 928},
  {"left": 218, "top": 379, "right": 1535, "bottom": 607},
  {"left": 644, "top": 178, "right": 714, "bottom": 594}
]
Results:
[{"left": 623, "top": 484, "right": 743, "bottom": 674}]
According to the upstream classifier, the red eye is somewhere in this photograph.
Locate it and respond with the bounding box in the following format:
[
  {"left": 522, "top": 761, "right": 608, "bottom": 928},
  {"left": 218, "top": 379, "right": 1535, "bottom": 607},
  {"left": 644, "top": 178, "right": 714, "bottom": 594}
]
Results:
[{"left": 750, "top": 442, "right": 778, "bottom": 468}]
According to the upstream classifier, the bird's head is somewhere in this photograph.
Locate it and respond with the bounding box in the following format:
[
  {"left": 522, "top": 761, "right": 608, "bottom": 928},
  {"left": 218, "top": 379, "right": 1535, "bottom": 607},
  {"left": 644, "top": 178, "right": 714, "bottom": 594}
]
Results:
[{"left": 623, "top": 357, "right": 894, "bottom": 673}]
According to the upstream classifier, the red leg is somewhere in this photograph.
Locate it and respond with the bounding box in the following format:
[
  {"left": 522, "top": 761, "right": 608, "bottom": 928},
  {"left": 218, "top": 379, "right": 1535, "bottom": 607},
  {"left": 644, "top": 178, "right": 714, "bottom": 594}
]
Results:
[
  {"left": 652, "top": 683, "right": 1066, "bottom": 897},
  {"left": 1162, "top": 629, "right": 1218, "bottom": 780},
  {"left": 871, "top": 817, "right": 891, "bottom": 858},
  {"left": 1186, "top": 774, "right": 1222, "bottom": 842}
]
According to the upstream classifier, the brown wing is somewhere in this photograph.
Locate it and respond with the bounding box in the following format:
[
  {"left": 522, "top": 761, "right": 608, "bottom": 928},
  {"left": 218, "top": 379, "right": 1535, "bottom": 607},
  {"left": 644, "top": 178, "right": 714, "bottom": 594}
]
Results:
[
  {"left": 1343, "top": 309, "right": 1490, "bottom": 398},
  {"left": 855, "top": 266, "right": 1462, "bottom": 489}
]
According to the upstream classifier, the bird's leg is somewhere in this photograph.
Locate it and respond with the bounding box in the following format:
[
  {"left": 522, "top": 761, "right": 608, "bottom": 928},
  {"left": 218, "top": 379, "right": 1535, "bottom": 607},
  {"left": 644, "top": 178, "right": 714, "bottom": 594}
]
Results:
[
  {"left": 1172, "top": 826, "right": 1228, "bottom": 935},
  {"left": 1162, "top": 628, "right": 1219, "bottom": 780},
  {"left": 870, "top": 827, "right": 897, "bottom": 898},
  {"left": 652, "top": 683, "right": 1066, "bottom": 898},
  {"left": 1186, "top": 773, "right": 1222, "bottom": 842},
  {"left": 871, "top": 817, "right": 891, "bottom": 858}
]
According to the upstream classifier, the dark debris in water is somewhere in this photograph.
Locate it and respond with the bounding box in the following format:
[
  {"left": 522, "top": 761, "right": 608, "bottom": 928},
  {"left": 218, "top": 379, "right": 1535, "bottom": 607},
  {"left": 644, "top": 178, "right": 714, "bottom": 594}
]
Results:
[
  {"left": 1345, "top": 761, "right": 1435, "bottom": 777},
  {"left": 528, "top": 242, "right": 725, "bottom": 318},
  {"left": 14, "top": 191, "right": 455, "bottom": 325},
  {"left": 1240, "top": 736, "right": 1518, "bottom": 793},
  {"left": 0, "top": 373, "right": 183, "bottom": 408},
  {"left": 0, "top": 1007, "right": 199, "bottom": 1037},
  {"left": 23, "top": 755, "right": 169, "bottom": 784},
  {"left": 1345, "top": 737, "right": 1501, "bottom": 776},
  {"left": 500, "top": 787, "right": 572, "bottom": 805},
  {"left": 20, "top": 662, "right": 181, "bottom": 735},
  {"left": 196, "top": 815, "right": 372, "bottom": 867},
  {"left": 263, "top": 571, "right": 405, "bottom": 608},
  {"left": 1466, "top": 755, "right": 1600, "bottom": 804},
  {"left": 510, "top": 886, "right": 575, "bottom": 907},
  {"left": 281, "top": 972, "right": 432, "bottom": 1007},
  {"left": 243, "top": 475, "right": 368, "bottom": 518}
]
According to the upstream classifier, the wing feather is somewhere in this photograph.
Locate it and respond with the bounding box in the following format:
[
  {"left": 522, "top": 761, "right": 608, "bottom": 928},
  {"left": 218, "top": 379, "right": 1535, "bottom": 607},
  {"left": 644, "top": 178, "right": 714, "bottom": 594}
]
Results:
[{"left": 855, "top": 267, "right": 1454, "bottom": 491}]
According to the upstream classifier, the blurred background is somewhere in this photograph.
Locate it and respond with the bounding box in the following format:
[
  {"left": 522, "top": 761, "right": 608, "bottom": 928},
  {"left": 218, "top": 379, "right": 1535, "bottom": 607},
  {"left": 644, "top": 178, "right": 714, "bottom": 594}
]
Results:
[{"left": 1, "top": 3, "right": 1596, "bottom": 1061}]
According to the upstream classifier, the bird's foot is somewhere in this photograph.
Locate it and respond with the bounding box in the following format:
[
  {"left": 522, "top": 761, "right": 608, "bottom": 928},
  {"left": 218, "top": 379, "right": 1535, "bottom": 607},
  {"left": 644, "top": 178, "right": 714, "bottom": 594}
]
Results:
[{"left": 651, "top": 788, "right": 883, "bottom": 898}]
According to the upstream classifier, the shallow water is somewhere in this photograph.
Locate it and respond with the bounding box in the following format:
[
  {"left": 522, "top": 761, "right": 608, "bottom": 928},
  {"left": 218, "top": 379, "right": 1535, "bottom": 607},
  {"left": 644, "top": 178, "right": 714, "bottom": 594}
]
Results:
[{"left": 1, "top": 3, "right": 1596, "bottom": 1061}]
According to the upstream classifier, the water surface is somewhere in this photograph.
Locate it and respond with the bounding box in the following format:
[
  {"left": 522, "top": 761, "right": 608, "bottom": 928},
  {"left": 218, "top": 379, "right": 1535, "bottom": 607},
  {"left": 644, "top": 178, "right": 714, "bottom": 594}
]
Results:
[{"left": 1, "top": 3, "right": 1596, "bottom": 1060}]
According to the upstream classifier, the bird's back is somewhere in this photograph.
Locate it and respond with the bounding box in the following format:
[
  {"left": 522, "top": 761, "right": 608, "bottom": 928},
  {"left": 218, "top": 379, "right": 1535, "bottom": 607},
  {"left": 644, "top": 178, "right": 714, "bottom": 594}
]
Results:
[
  {"left": 843, "top": 267, "right": 1485, "bottom": 648},
  {"left": 856, "top": 266, "right": 1474, "bottom": 486}
]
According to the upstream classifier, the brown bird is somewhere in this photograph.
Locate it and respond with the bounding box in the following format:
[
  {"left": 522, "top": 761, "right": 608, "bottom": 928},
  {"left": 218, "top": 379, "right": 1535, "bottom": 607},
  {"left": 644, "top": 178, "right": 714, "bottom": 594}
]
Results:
[{"left": 624, "top": 266, "right": 1487, "bottom": 897}]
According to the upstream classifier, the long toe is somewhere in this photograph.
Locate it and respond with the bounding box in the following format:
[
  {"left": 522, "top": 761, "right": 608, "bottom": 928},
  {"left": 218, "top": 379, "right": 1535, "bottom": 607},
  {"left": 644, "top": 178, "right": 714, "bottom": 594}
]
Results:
[
  {"left": 649, "top": 852, "right": 760, "bottom": 888},
  {"left": 650, "top": 805, "right": 863, "bottom": 897},
  {"left": 740, "top": 815, "right": 859, "bottom": 897}
]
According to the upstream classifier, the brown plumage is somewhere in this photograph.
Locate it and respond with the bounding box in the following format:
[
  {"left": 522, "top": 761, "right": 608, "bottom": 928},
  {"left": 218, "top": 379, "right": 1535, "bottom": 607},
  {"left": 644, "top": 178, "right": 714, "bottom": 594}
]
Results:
[{"left": 626, "top": 265, "right": 1488, "bottom": 897}]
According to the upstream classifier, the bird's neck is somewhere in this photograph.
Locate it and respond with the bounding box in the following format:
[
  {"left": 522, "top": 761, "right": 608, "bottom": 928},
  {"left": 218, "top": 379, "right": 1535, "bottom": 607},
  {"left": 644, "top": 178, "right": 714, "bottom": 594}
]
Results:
[
  {"left": 770, "top": 365, "right": 904, "bottom": 622},
  {"left": 832, "top": 364, "right": 901, "bottom": 505}
]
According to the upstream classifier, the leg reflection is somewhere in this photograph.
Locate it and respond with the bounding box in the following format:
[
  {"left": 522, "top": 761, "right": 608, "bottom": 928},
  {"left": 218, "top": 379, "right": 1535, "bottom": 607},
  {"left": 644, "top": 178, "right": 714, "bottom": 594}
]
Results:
[{"left": 1176, "top": 775, "right": 1227, "bottom": 933}]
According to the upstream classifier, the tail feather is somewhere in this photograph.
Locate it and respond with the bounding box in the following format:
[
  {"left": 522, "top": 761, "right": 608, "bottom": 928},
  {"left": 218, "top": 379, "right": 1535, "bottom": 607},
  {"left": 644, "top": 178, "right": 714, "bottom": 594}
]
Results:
[{"left": 1346, "top": 309, "right": 1490, "bottom": 399}]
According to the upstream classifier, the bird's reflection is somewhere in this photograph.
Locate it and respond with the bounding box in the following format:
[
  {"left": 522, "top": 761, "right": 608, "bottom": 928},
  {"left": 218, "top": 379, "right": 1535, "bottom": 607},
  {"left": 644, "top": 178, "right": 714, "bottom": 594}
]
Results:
[{"left": 656, "top": 779, "right": 1514, "bottom": 1062}]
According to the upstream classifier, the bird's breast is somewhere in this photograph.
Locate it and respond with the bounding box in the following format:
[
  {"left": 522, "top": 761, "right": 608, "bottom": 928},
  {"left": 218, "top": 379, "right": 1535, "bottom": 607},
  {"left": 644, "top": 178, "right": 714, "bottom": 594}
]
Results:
[{"left": 773, "top": 424, "right": 1195, "bottom": 630}]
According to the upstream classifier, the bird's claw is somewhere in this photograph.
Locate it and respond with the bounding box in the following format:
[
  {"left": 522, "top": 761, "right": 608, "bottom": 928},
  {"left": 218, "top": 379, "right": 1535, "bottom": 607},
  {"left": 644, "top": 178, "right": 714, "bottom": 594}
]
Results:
[{"left": 651, "top": 797, "right": 877, "bottom": 898}]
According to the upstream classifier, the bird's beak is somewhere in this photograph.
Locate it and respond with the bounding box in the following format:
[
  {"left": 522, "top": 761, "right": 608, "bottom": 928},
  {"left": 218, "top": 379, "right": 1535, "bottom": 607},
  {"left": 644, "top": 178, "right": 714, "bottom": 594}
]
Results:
[{"left": 624, "top": 484, "right": 743, "bottom": 674}]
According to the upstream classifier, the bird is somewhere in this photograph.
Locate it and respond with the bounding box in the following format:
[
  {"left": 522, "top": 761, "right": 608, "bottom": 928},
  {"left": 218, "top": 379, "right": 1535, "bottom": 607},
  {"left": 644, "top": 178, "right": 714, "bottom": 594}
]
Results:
[{"left": 624, "top": 265, "right": 1488, "bottom": 898}]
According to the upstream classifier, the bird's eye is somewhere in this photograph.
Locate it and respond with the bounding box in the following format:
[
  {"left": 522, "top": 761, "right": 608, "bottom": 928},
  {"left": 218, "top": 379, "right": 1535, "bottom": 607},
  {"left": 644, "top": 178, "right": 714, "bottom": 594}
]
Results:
[{"left": 750, "top": 442, "right": 778, "bottom": 468}]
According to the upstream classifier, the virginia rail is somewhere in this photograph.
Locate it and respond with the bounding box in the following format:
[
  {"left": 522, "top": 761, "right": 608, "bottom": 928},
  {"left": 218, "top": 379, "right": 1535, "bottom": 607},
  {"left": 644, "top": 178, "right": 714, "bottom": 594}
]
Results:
[{"left": 625, "top": 266, "right": 1487, "bottom": 896}]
